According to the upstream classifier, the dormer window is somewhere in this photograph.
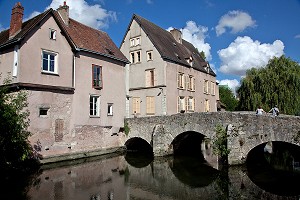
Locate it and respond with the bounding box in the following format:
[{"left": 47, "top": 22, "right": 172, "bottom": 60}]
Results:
[
  {"left": 204, "top": 64, "right": 210, "bottom": 73},
  {"left": 49, "top": 29, "right": 56, "bottom": 40}
]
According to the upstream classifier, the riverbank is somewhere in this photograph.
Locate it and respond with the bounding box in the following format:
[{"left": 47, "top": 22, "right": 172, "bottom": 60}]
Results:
[{"left": 38, "top": 146, "right": 127, "bottom": 164}]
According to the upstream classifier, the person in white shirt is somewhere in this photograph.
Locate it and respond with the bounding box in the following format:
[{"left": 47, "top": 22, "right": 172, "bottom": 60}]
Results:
[
  {"left": 256, "top": 106, "right": 266, "bottom": 115},
  {"left": 269, "top": 105, "right": 279, "bottom": 116}
]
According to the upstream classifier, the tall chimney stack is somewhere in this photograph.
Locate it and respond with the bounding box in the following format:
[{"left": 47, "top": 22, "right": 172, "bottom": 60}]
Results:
[
  {"left": 57, "top": 1, "right": 69, "bottom": 25},
  {"left": 9, "top": 2, "right": 24, "bottom": 38},
  {"left": 170, "top": 28, "right": 182, "bottom": 44}
]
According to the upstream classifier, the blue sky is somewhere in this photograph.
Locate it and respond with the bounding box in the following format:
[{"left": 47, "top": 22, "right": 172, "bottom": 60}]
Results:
[{"left": 1, "top": 0, "right": 300, "bottom": 91}]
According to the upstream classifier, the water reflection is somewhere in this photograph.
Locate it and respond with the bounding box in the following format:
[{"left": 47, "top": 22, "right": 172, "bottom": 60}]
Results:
[
  {"left": 247, "top": 141, "right": 300, "bottom": 197},
  {"left": 1, "top": 152, "right": 300, "bottom": 199}
]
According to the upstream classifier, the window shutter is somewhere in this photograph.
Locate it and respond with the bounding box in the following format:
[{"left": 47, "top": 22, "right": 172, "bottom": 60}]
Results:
[
  {"left": 177, "top": 73, "right": 180, "bottom": 88},
  {"left": 145, "top": 70, "right": 149, "bottom": 87},
  {"left": 153, "top": 69, "right": 157, "bottom": 86},
  {"left": 185, "top": 97, "right": 188, "bottom": 111},
  {"left": 177, "top": 96, "right": 180, "bottom": 113},
  {"left": 193, "top": 77, "right": 195, "bottom": 91}
]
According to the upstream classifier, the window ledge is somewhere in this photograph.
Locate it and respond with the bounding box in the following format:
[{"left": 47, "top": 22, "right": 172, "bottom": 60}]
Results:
[
  {"left": 89, "top": 116, "right": 100, "bottom": 118},
  {"left": 41, "top": 71, "right": 59, "bottom": 76}
]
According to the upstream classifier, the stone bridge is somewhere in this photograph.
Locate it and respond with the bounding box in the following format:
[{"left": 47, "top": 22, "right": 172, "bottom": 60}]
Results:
[{"left": 124, "top": 112, "right": 300, "bottom": 166}]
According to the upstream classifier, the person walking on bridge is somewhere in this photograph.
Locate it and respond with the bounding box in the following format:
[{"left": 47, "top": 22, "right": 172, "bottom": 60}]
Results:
[
  {"left": 256, "top": 106, "right": 266, "bottom": 115},
  {"left": 269, "top": 105, "right": 279, "bottom": 116}
]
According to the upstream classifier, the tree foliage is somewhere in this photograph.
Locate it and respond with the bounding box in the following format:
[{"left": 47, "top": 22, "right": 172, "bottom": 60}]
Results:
[
  {"left": 237, "top": 56, "right": 300, "bottom": 115},
  {"left": 0, "top": 76, "right": 33, "bottom": 169},
  {"left": 219, "top": 86, "right": 238, "bottom": 111}
]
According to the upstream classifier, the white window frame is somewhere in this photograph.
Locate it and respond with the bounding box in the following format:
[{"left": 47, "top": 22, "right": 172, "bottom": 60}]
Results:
[
  {"left": 205, "top": 99, "right": 210, "bottom": 112},
  {"left": 177, "top": 72, "right": 184, "bottom": 89},
  {"left": 49, "top": 29, "right": 56, "bottom": 40},
  {"left": 188, "top": 96, "right": 195, "bottom": 111},
  {"left": 42, "top": 50, "right": 58, "bottom": 74},
  {"left": 132, "top": 97, "right": 140, "bottom": 114},
  {"left": 130, "top": 50, "right": 141, "bottom": 64},
  {"left": 130, "top": 36, "right": 141, "bottom": 47},
  {"left": 107, "top": 103, "right": 113, "bottom": 116},
  {"left": 211, "top": 81, "right": 215, "bottom": 95},
  {"left": 147, "top": 50, "right": 153, "bottom": 61},
  {"left": 177, "top": 96, "right": 186, "bottom": 113},
  {"left": 146, "top": 96, "right": 155, "bottom": 115},
  {"left": 90, "top": 95, "right": 100, "bottom": 117},
  {"left": 145, "top": 69, "right": 155, "bottom": 87}
]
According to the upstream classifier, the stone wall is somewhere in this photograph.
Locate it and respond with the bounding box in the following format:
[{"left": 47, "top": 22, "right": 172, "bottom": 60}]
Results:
[{"left": 125, "top": 112, "right": 300, "bottom": 165}]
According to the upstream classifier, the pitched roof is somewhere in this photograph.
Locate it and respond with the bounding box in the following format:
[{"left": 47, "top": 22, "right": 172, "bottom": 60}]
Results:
[
  {"left": 126, "top": 14, "right": 216, "bottom": 76},
  {"left": 0, "top": 8, "right": 128, "bottom": 64}
]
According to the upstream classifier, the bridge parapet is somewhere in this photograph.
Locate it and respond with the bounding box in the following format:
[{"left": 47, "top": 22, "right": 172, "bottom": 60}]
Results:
[{"left": 125, "top": 112, "right": 300, "bottom": 165}]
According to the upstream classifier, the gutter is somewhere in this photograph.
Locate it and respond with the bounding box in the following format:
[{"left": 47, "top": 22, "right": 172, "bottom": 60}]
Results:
[{"left": 76, "top": 47, "right": 130, "bottom": 64}]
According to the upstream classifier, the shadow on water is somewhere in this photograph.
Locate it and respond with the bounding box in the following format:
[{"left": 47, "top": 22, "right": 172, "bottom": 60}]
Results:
[
  {"left": 247, "top": 141, "right": 300, "bottom": 196},
  {"left": 170, "top": 155, "right": 219, "bottom": 188},
  {"left": 125, "top": 151, "right": 153, "bottom": 168}
]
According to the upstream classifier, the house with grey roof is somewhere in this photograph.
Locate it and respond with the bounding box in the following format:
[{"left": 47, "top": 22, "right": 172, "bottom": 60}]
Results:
[
  {"left": 120, "top": 14, "right": 219, "bottom": 117},
  {"left": 0, "top": 2, "right": 129, "bottom": 162}
]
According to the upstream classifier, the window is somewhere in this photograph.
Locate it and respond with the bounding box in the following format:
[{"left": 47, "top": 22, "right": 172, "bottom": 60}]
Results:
[
  {"left": 130, "top": 36, "right": 141, "bottom": 47},
  {"left": 49, "top": 29, "right": 56, "bottom": 40},
  {"left": 188, "top": 97, "right": 195, "bottom": 111},
  {"left": 130, "top": 38, "right": 135, "bottom": 47},
  {"left": 177, "top": 72, "right": 184, "bottom": 89},
  {"left": 186, "top": 75, "right": 195, "bottom": 91},
  {"left": 137, "top": 51, "right": 141, "bottom": 63},
  {"left": 211, "top": 81, "right": 215, "bottom": 95},
  {"left": 130, "top": 50, "right": 141, "bottom": 64},
  {"left": 204, "top": 80, "right": 210, "bottom": 94},
  {"left": 107, "top": 103, "right": 113, "bottom": 116},
  {"left": 147, "top": 51, "right": 153, "bottom": 61},
  {"left": 145, "top": 69, "right": 155, "bottom": 87},
  {"left": 205, "top": 99, "right": 210, "bottom": 112},
  {"left": 42, "top": 51, "right": 57, "bottom": 73},
  {"left": 92, "top": 65, "right": 102, "bottom": 89},
  {"left": 130, "top": 52, "right": 135, "bottom": 63},
  {"left": 136, "top": 37, "right": 140, "bottom": 45},
  {"left": 132, "top": 97, "right": 140, "bottom": 114},
  {"left": 146, "top": 96, "right": 155, "bottom": 115},
  {"left": 177, "top": 96, "right": 186, "bottom": 113},
  {"left": 39, "top": 107, "right": 49, "bottom": 117},
  {"left": 90, "top": 95, "right": 100, "bottom": 116}
]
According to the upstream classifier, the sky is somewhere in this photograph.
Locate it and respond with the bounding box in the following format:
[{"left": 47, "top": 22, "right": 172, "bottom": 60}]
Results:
[{"left": 0, "top": 0, "right": 300, "bottom": 92}]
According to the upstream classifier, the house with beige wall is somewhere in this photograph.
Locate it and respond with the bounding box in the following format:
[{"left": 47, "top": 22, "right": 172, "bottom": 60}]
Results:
[
  {"left": 120, "top": 14, "right": 219, "bottom": 118},
  {"left": 0, "top": 2, "right": 129, "bottom": 162}
]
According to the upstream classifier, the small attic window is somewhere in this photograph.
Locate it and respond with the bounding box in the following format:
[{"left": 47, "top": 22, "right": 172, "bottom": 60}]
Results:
[
  {"left": 49, "top": 29, "right": 56, "bottom": 40},
  {"left": 173, "top": 42, "right": 177, "bottom": 46}
]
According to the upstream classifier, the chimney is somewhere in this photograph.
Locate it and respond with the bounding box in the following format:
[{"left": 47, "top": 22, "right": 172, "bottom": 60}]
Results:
[
  {"left": 57, "top": 1, "right": 69, "bottom": 25},
  {"left": 170, "top": 28, "right": 182, "bottom": 44},
  {"left": 9, "top": 2, "right": 24, "bottom": 38}
]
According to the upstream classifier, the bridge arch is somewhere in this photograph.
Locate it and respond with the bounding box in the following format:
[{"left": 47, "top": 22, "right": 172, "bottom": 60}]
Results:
[{"left": 125, "top": 112, "right": 300, "bottom": 165}]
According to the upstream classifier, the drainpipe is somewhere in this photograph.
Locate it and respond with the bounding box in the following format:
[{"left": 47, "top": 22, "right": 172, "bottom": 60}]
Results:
[{"left": 72, "top": 54, "right": 76, "bottom": 88}]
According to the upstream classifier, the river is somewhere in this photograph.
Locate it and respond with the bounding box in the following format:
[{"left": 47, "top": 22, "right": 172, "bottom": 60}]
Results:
[{"left": 1, "top": 152, "right": 300, "bottom": 200}]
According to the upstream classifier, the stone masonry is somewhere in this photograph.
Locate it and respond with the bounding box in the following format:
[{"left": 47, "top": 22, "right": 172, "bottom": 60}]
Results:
[{"left": 125, "top": 112, "right": 300, "bottom": 165}]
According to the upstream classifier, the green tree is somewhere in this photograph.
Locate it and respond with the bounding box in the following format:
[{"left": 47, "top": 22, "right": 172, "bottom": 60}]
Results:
[
  {"left": 237, "top": 55, "right": 300, "bottom": 115},
  {"left": 219, "top": 86, "right": 238, "bottom": 111},
  {"left": 0, "top": 76, "right": 33, "bottom": 170}
]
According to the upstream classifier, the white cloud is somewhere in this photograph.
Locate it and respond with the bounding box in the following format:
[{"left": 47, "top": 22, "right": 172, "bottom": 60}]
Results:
[
  {"left": 44, "top": 0, "right": 116, "bottom": 29},
  {"left": 216, "top": 10, "right": 256, "bottom": 36},
  {"left": 24, "top": 11, "right": 41, "bottom": 22},
  {"left": 171, "top": 21, "right": 212, "bottom": 61},
  {"left": 218, "top": 36, "right": 284, "bottom": 76},
  {"left": 219, "top": 79, "right": 240, "bottom": 94},
  {"left": 295, "top": 34, "right": 300, "bottom": 39}
]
